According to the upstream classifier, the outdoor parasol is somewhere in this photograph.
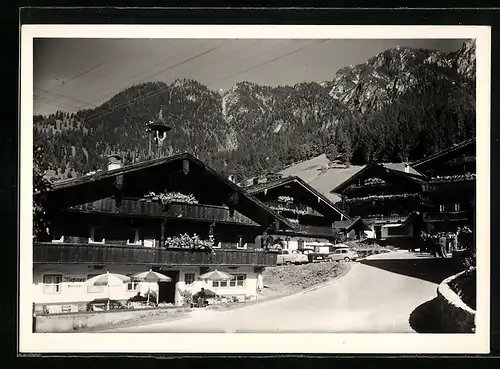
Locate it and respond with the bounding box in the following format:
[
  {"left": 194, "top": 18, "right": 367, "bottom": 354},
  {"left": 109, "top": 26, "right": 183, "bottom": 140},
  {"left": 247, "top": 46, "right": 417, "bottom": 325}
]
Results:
[
  {"left": 198, "top": 269, "right": 234, "bottom": 298},
  {"left": 86, "top": 271, "right": 131, "bottom": 310},
  {"left": 132, "top": 269, "right": 172, "bottom": 305}
]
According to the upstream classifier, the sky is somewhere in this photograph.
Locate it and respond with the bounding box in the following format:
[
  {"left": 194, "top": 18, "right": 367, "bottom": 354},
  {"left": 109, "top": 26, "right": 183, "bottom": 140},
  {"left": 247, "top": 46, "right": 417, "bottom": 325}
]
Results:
[{"left": 33, "top": 38, "right": 467, "bottom": 116}]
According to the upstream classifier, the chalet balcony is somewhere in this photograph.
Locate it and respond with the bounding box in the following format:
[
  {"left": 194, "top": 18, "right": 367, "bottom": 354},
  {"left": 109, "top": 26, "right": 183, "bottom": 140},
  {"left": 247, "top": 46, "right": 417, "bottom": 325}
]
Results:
[
  {"left": 265, "top": 201, "right": 323, "bottom": 217},
  {"left": 296, "top": 224, "right": 339, "bottom": 237},
  {"left": 363, "top": 215, "right": 410, "bottom": 224},
  {"left": 33, "top": 242, "right": 277, "bottom": 267},
  {"left": 423, "top": 211, "right": 470, "bottom": 223},
  {"left": 423, "top": 178, "right": 475, "bottom": 194},
  {"left": 68, "top": 198, "right": 260, "bottom": 226}
]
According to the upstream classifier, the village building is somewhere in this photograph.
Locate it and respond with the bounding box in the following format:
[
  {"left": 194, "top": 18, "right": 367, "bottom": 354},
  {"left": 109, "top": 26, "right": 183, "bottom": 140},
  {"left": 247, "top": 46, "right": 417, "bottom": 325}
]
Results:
[
  {"left": 328, "top": 162, "right": 429, "bottom": 245},
  {"left": 33, "top": 153, "right": 297, "bottom": 314},
  {"left": 412, "top": 138, "right": 476, "bottom": 234},
  {"left": 243, "top": 174, "right": 369, "bottom": 249}
]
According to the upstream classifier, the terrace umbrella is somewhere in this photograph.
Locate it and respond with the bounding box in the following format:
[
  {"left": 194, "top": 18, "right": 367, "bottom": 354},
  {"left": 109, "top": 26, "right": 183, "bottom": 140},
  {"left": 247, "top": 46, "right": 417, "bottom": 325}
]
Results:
[
  {"left": 132, "top": 269, "right": 172, "bottom": 305},
  {"left": 198, "top": 269, "right": 234, "bottom": 299},
  {"left": 86, "top": 271, "right": 131, "bottom": 311}
]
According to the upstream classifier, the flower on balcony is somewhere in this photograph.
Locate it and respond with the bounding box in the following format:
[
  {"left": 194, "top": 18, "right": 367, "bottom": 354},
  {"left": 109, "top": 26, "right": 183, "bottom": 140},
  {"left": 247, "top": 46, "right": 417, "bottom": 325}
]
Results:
[
  {"left": 277, "top": 196, "right": 294, "bottom": 204},
  {"left": 345, "top": 193, "right": 420, "bottom": 204},
  {"left": 143, "top": 190, "right": 199, "bottom": 205},
  {"left": 164, "top": 233, "right": 214, "bottom": 251},
  {"left": 269, "top": 205, "right": 307, "bottom": 216},
  {"left": 286, "top": 218, "right": 300, "bottom": 224},
  {"left": 430, "top": 173, "right": 476, "bottom": 183},
  {"left": 364, "top": 177, "right": 386, "bottom": 185}
]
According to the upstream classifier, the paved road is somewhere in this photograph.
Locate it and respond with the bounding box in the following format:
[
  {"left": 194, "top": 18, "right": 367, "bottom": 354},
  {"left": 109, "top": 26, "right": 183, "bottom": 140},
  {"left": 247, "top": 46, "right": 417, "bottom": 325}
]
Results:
[{"left": 100, "top": 251, "right": 442, "bottom": 333}]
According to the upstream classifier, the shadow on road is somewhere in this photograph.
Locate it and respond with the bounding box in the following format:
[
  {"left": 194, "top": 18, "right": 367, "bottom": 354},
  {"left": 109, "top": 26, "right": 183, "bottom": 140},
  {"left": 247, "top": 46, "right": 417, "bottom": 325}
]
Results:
[
  {"left": 360, "top": 257, "right": 462, "bottom": 284},
  {"left": 408, "top": 297, "right": 446, "bottom": 333}
]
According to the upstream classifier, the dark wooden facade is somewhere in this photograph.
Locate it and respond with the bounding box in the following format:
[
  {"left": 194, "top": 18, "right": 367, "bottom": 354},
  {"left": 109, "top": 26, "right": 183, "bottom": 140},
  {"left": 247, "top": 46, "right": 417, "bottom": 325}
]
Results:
[
  {"left": 330, "top": 163, "right": 428, "bottom": 241},
  {"left": 413, "top": 138, "right": 476, "bottom": 232},
  {"left": 35, "top": 153, "right": 296, "bottom": 268},
  {"left": 246, "top": 176, "right": 351, "bottom": 243}
]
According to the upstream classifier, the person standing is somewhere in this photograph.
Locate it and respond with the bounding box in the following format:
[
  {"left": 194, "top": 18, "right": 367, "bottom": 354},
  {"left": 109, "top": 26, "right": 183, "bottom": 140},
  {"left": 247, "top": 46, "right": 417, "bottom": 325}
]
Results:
[{"left": 438, "top": 233, "right": 447, "bottom": 258}]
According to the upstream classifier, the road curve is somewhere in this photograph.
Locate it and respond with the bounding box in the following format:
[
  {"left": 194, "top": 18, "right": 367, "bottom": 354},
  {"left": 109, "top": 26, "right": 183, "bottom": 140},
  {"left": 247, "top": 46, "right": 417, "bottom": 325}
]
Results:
[{"left": 101, "top": 253, "right": 440, "bottom": 333}]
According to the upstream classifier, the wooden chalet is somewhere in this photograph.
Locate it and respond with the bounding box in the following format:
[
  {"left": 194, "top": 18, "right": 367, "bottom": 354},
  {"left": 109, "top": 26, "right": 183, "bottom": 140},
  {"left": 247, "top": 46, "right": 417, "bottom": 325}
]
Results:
[
  {"left": 33, "top": 153, "right": 296, "bottom": 313},
  {"left": 412, "top": 138, "right": 476, "bottom": 232},
  {"left": 329, "top": 163, "right": 428, "bottom": 242},
  {"left": 244, "top": 175, "right": 366, "bottom": 249}
]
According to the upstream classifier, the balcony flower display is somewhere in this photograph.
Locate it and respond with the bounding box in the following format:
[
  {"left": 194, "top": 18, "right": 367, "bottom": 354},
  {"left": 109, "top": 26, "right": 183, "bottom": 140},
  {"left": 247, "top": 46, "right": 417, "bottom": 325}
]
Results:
[
  {"left": 270, "top": 204, "right": 308, "bottom": 216},
  {"left": 345, "top": 192, "right": 420, "bottom": 204},
  {"left": 430, "top": 173, "right": 476, "bottom": 183},
  {"left": 143, "top": 191, "right": 199, "bottom": 205},
  {"left": 364, "top": 177, "right": 386, "bottom": 185},
  {"left": 164, "top": 233, "right": 215, "bottom": 252},
  {"left": 277, "top": 195, "right": 294, "bottom": 204},
  {"left": 286, "top": 218, "right": 300, "bottom": 224}
]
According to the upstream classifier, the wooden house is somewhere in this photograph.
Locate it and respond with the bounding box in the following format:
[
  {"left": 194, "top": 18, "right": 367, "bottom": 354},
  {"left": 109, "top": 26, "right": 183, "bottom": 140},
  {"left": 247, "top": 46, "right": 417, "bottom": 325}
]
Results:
[
  {"left": 244, "top": 175, "right": 367, "bottom": 249},
  {"left": 33, "top": 153, "right": 296, "bottom": 313},
  {"left": 412, "top": 138, "right": 476, "bottom": 233},
  {"left": 329, "top": 163, "right": 428, "bottom": 242}
]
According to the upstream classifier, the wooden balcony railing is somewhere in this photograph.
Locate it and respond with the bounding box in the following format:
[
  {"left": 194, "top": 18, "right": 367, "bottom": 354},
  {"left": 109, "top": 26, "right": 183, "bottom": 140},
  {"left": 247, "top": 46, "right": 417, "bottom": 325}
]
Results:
[
  {"left": 296, "top": 224, "right": 339, "bottom": 237},
  {"left": 33, "top": 242, "right": 277, "bottom": 267},
  {"left": 423, "top": 211, "right": 470, "bottom": 223},
  {"left": 68, "top": 198, "right": 259, "bottom": 226},
  {"left": 363, "top": 215, "right": 410, "bottom": 224}
]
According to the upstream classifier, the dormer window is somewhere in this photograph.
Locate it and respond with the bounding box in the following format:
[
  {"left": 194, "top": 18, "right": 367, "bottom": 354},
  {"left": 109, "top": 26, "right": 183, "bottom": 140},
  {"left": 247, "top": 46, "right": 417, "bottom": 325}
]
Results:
[{"left": 89, "top": 227, "right": 105, "bottom": 244}]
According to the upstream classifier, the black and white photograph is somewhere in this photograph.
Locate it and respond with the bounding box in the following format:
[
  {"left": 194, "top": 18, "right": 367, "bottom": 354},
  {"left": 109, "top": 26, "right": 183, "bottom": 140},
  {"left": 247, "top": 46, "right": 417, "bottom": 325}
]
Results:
[{"left": 20, "top": 25, "right": 490, "bottom": 353}]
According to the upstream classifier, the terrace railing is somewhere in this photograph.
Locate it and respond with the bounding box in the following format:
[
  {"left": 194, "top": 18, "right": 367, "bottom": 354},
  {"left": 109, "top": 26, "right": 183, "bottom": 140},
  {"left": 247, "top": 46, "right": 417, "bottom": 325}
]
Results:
[
  {"left": 34, "top": 242, "right": 276, "bottom": 267},
  {"left": 68, "top": 198, "right": 259, "bottom": 226}
]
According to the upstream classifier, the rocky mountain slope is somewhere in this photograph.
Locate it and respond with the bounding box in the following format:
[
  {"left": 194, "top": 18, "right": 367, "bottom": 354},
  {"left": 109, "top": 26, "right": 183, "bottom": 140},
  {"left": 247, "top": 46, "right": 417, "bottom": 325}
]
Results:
[{"left": 34, "top": 40, "right": 476, "bottom": 182}]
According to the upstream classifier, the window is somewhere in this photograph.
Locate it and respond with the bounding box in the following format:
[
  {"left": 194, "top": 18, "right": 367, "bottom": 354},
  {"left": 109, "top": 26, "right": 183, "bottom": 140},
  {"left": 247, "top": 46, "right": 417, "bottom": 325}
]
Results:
[
  {"left": 439, "top": 205, "right": 445, "bottom": 213},
  {"left": 43, "top": 274, "right": 62, "bottom": 294},
  {"left": 127, "top": 279, "right": 140, "bottom": 291},
  {"left": 184, "top": 273, "right": 195, "bottom": 285},
  {"left": 454, "top": 203, "right": 461, "bottom": 212},
  {"left": 213, "top": 274, "right": 246, "bottom": 288},
  {"left": 212, "top": 241, "right": 222, "bottom": 249},
  {"left": 237, "top": 236, "right": 247, "bottom": 249},
  {"left": 229, "top": 274, "right": 246, "bottom": 287},
  {"left": 89, "top": 227, "right": 105, "bottom": 244},
  {"left": 87, "top": 274, "right": 104, "bottom": 293},
  {"left": 126, "top": 229, "right": 140, "bottom": 245}
]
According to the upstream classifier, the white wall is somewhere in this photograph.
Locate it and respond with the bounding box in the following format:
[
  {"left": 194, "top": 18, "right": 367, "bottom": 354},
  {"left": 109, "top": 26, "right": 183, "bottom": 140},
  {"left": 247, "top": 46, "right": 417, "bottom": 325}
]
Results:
[
  {"left": 33, "top": 264, "right": 163, "bottom": 312},
  {"left": 33, "top": 264, "right": 259, "bottom": 312},
  {"left": 175, "top": 266, "right": 258, "bottom": 305}
]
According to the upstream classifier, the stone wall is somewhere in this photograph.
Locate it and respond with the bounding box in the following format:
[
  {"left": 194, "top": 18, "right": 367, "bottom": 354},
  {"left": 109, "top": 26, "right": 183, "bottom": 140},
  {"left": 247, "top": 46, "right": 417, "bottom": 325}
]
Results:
[
  {"left": 436, "top": 270, "right": 476, "bottom": 333},
  {"left": 34, "top": 306, "right": 184, "bottom": 333}
]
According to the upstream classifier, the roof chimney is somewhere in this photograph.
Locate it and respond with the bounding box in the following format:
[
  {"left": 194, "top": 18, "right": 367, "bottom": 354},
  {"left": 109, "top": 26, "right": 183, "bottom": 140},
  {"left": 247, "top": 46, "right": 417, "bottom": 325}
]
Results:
[
  {"left": 108, "top": 154, "right": 123, "bottom": 171},
  {"left": 228, "top": 174, "right": 236, "bottom": 183},
  {"left": 404, "top": 163, "right": 410, "bottom": 173}
]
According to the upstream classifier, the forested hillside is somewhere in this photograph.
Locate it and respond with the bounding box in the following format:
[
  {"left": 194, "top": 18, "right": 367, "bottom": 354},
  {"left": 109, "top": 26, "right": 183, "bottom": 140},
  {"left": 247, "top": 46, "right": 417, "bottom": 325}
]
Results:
[{"left": 34, "top": 40, "right": 476, "bottom": 182}]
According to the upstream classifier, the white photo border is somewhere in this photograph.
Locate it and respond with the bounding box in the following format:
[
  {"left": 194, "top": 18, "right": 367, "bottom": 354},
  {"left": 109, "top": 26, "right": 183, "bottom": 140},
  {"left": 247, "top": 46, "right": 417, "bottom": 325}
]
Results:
[{"left": 20, "top": 24, "right": 491, "bottom": 354}]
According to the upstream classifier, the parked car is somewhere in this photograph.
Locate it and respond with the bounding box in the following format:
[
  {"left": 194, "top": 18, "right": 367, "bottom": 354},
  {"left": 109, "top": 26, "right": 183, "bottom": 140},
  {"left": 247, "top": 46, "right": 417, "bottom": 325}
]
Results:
[
  {"left": 299, "top": 247, "right": 330, "bottom": 263},
  {"left": 277, "top": 249, "right": 309, "bottom": 265},
  {"left": 328, "top": 248, "right": 359, "bottom": 262}
]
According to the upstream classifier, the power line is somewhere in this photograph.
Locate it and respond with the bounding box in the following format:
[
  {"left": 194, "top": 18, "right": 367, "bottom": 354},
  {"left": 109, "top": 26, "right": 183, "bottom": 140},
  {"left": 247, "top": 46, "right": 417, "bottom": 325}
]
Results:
[
  {"left": 81, "top": 45, "right": 225, "bottom": 125},
  {"left": 50, "top": 46, "right": 137, "bottom": 91},
  {"left": 35, "top": 88, "right": 98, "bottom": 109},
  {"left": 33, "top": 94, "right": 83, "bottom": 112},
  {"left": 86, "top": 40, "right": 209, "bottom": 106},
  {"left": 209, "top": 40, "right": 328, "bottom": 86}
]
